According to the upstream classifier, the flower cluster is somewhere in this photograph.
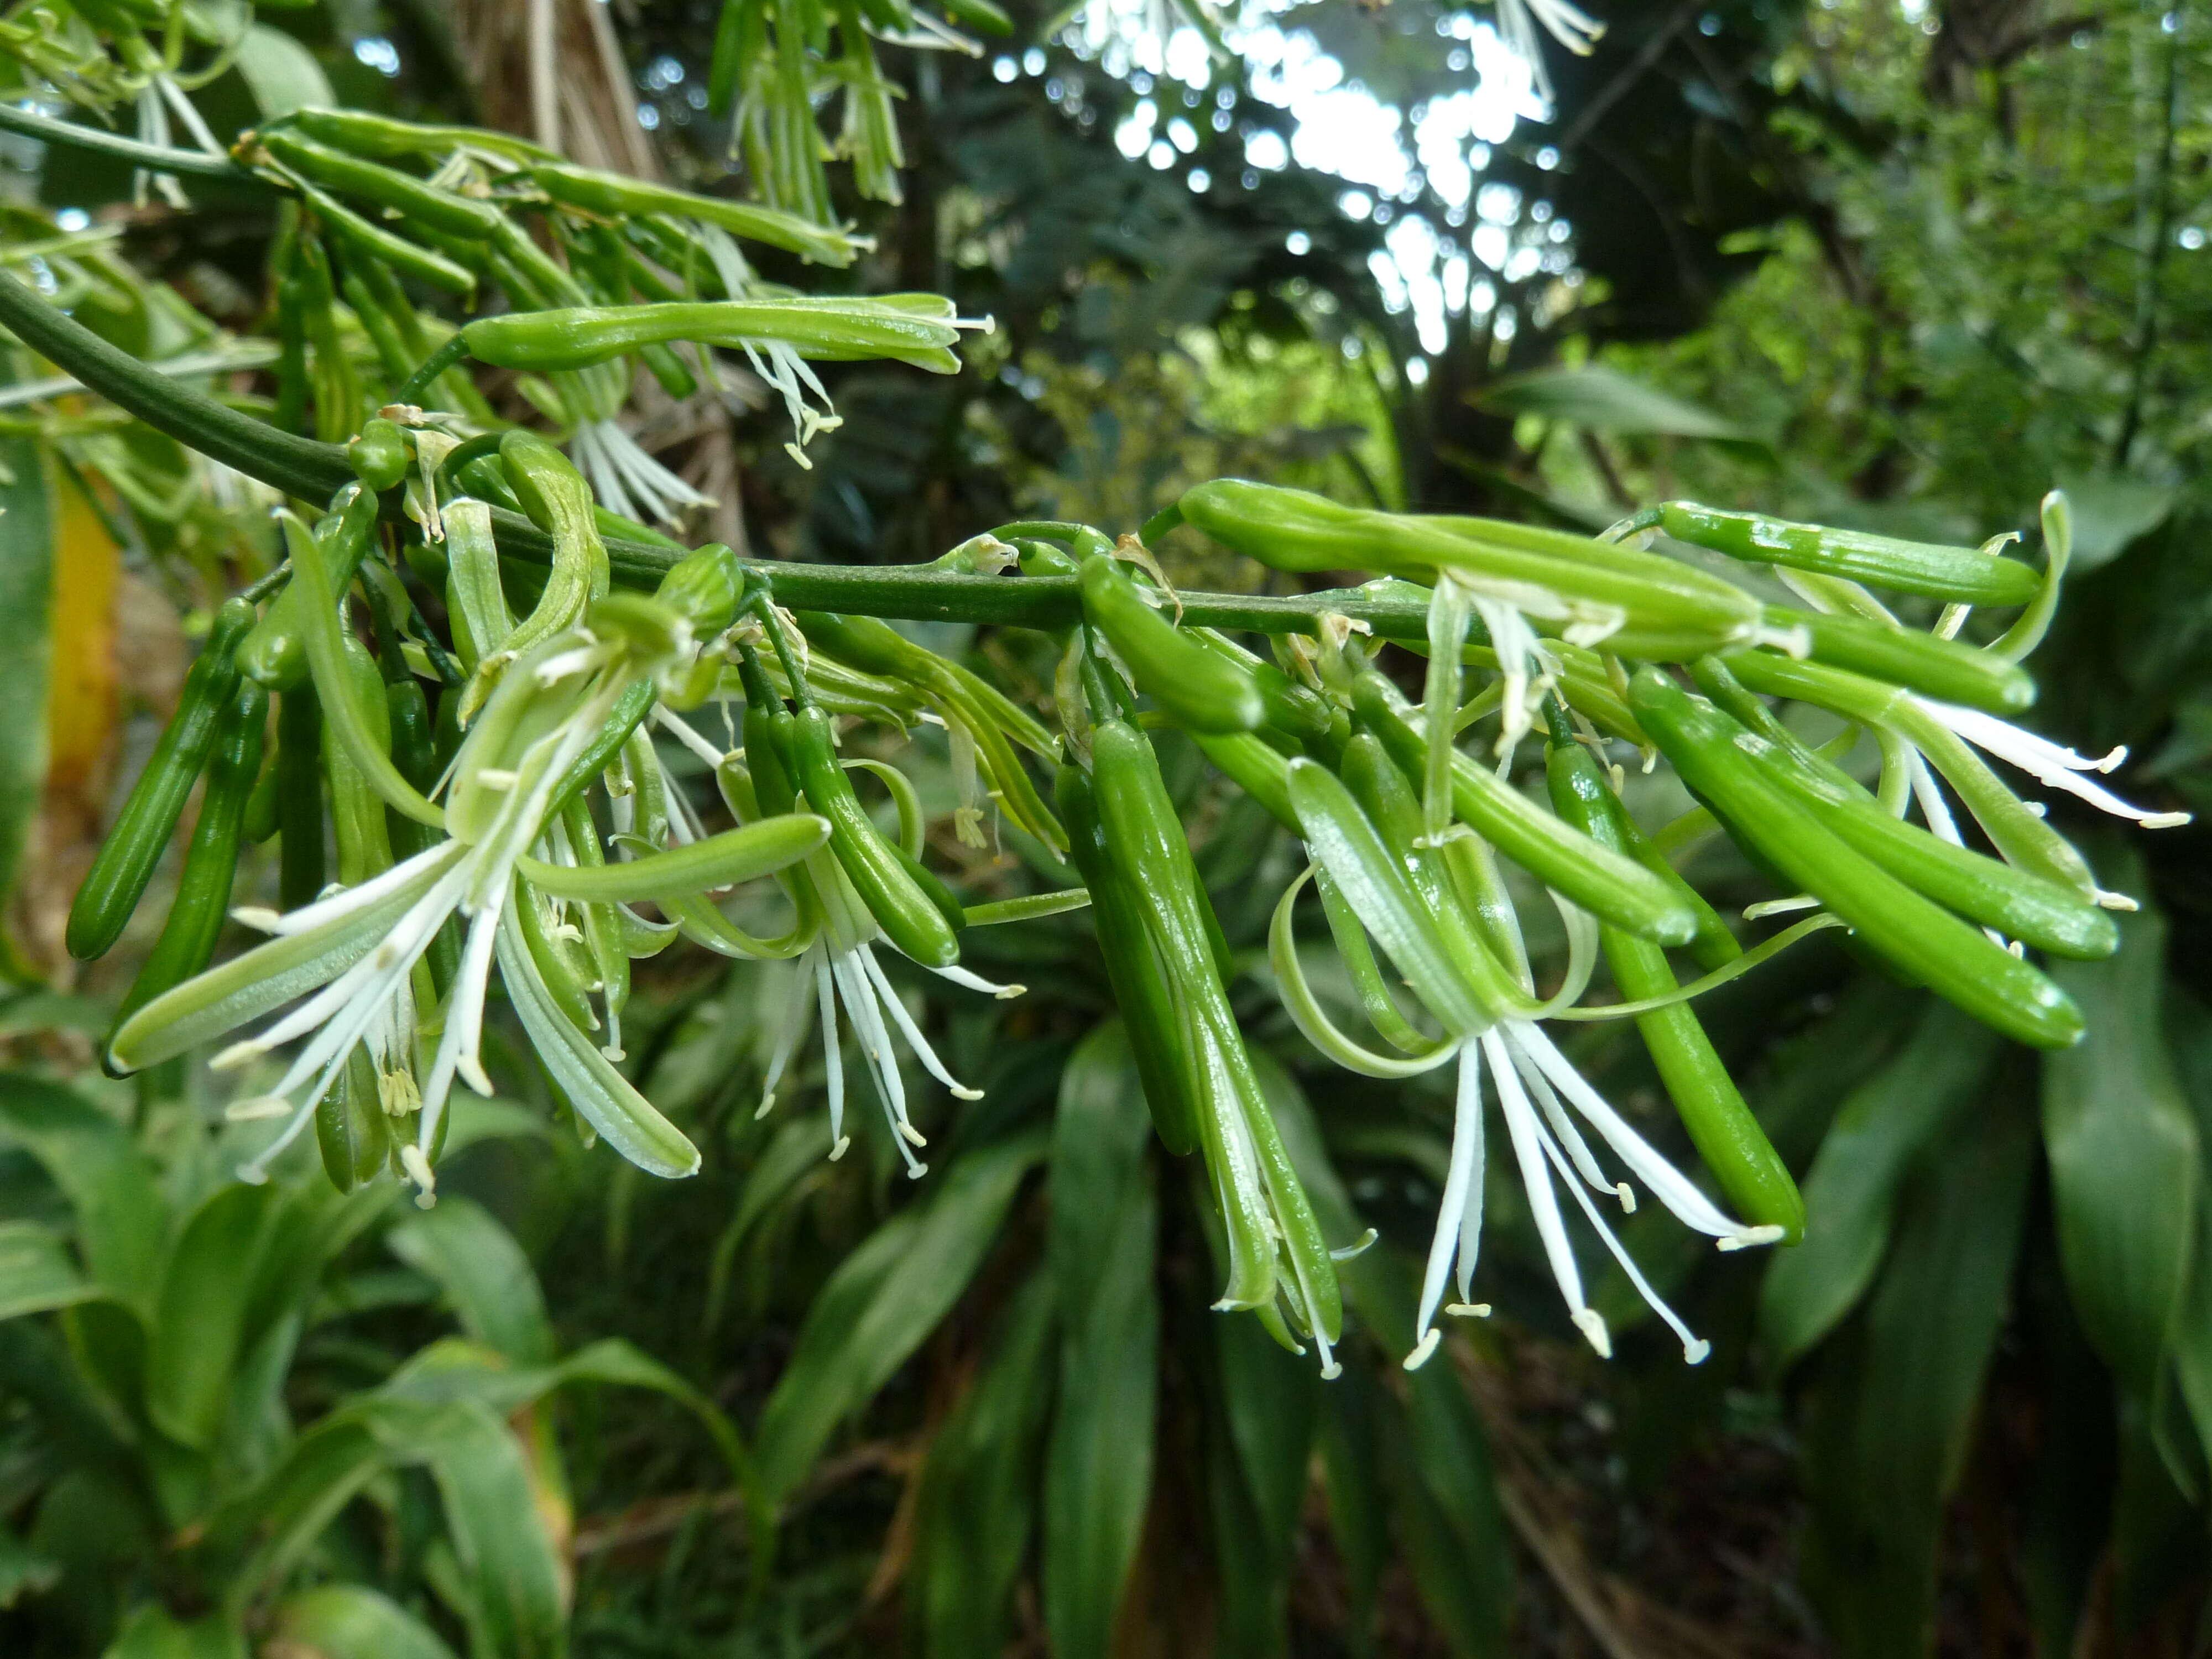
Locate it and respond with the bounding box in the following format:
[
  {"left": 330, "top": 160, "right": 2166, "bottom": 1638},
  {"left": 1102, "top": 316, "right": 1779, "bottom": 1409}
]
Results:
[{"left": 76, "top": 377, "right": 2184, "bottom": 1372}]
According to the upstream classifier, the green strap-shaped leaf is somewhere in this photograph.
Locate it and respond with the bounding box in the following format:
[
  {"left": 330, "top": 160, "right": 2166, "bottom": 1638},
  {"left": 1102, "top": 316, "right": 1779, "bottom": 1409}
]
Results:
[
  {"left": 1474, "top": 363, "right": 1754, "bottom": 441},
  {"left": 0, "top": 1072, "right": 166, "bottom": 1314},
  {"left": 351, "top": 1397, "right": 566, "bottom": 1659},
  {"left": 146, "top": 1182, "right": 276, "bottom": 1449},
  {"left": 1757, "top": 1003, "right": 2001, "bottom": 1374},
  {"left": 0, "top": 1219, "right": 97, "bottom": 1321},
  {"left": 1797, "top": 1093, "right": 2037, "bottom": 1657},
  {"left": 222, "top": 1418, "right": 388, "bottom": 1610},
  {"left": 911, "top": 1270, "right": 1058, "bottom": 1658},
  {"left": 2043, "top": 864, "right": 2199, "bottom": 1402},
  {"left": 2168, "top": 988, "right": 2212, "bottom": 1480},
  {"left": 1390, "top": 1342, "right": 1514, "bottom": 1659},
  {"left": 378, "top": 1334, "right": 767, "bottom": 1558},
  {"left": 388, "top": 1197, "right": 556, "bottom": 1368},
  {"left": 707, "top": 1114, "right": 833, "bottom": 1328},
  {"left": 1317, "top": 1363, "right": 1392, "bottom": 1657},
  {"left": 1043, "top": 1024, "right": 1160, "bottom": 1659},
  {"left": 1208, "top": 1308, "right": 1319, "bottom": 1656},
  {"left": 1248, "top": 1055, "right": 1514, "bottom": 1657},
  {"left": 0, "top": 394, "right": 51, "bottom": 978},
  {"left": 753, "top": 1128, "right": 1048, "bottom": 1506},
  {"left": 267, "top": 1585, "right": 458, "bottom": 1659}
]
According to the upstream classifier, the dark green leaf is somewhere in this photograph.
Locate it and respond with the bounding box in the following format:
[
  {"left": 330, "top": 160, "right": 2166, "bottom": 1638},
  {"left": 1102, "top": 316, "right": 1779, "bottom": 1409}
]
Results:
[
  {"left": 353, "top": 1397, "right": 566, "bottom": 1659},
  {"left": 388, "top": 1196, "right": 556, "bottom": 1368},
  {"left": 1043, "top": 1022, "right": 1159, "bottom": 1659},
  {"left": 1208, "top": 1308, "right": 1318, "bottom": 1657},
  {"left": 911, "top": 1269, "right": 1057, "bottom": 1658},
  {"left": 0, "top": 1072, "right": 165, "bottom": 1314},
  {"left": 753, "top": 1128, "right": 1047, "bottom": 1504},
  {"left": 146, "top": 1183, "right": 275, "bottom": 1449},
  {"left": 102, "top": 1605, "right": 247, "bottom": 1659},
  {"left": 0, "top": 1522, "right": 59, "bottom": 1610},
  {"left": 2044, "top": 871, "right": 2198, "bottom": 1402},
  {"left": 0, "top": 1218, "right": 96, "bottom": 1321},
  {"left": 0, "top": 401, "right": 51, "bottom": 966},
  {"left": 1317, "top": 1362, "right": 1391, "bottom": 1658},
  {"left": 1474, "top": 364, "right": 1753, "bottom": 441},
  {"left": 1758, "top": 1001, "right": 2000, "bottom": 1373},
  {"left": 1798, "top": 1086, "right": 2037, "bottom": 1657}
]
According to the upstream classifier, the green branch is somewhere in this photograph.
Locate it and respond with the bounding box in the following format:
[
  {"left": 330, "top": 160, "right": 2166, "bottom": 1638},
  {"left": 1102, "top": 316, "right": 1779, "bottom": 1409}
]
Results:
[
  {"left": 0, "top": 268, "right": 1434, "bottom": 639},
  {"left": 0, "top": 268, "right": 349, "bottom": 499},
  {"left": 0, "top": 102, "right": 249, "bottom": 181}
]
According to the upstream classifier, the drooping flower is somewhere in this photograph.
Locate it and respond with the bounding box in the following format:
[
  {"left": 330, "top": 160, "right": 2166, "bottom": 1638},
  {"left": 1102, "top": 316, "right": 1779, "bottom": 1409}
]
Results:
[
  {"left": 651, "top": 707, "right": 1016, "bottom": 1177},
  {"left": 112, "top": 605, "right": 716, "bottom": 1202},
  {"left": 1403, "top": 1023, "right": 1781, "bottom": 1371},
  {"left": 1271, "top": 754, "right": 1780, "bottom": 1372}
]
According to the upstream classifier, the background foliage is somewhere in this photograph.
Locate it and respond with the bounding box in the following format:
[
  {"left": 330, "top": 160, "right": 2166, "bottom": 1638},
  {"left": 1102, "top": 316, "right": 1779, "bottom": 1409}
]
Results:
[{"left": 4, "top": 0, "right": 2211, "bottom": 1655}]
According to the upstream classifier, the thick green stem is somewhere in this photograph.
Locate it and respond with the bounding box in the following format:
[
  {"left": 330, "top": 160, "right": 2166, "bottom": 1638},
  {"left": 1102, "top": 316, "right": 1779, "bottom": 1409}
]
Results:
[
  {"left": 0, "top": 268, "right": 349, "bottom": 500},
  {"left": 0, "top": 102, "right": 252, "bottom": 181},
  {"left": 0, "top": 267, "right": 1435, "bottom": 639}
]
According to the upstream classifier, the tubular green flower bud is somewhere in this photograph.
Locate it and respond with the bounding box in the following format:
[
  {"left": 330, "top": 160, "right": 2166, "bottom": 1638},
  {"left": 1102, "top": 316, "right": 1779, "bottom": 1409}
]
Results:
[
  {"left": 67, "top": 596, "right": 257, "bottom": 961},
  {"left": 1649, "top": 502, "right": 2039, "bottom": 606},
  {"left": 460, "top": 298, "right": 979, "bottom": 377},
  {"left": 1181, "top": 478, "right": 1770, "bottom": 657},
  {"left": 1768, "top": 603, "right": 2036, "bottom": 715},
  {"left": 1080, "top": 551, "right": 1265, "bottom": 733},
  {"left": 1543, "top": 729, "right": 1804, "bottom": 1241},
  {"left": 1626, "top": 666, "right": 2083, "bottom": 1049},
  {"left": 530, "top": 163, "right": 860, "bottom": 266},
  {"left": 787, "top": 705, "right": 962, "bottom": 968},
  {"left": 240, "top": 484, "right": 379, "bottom": 692},
  {"left": 1353, "top": 672, "right": 1700, "bottom": 947}
]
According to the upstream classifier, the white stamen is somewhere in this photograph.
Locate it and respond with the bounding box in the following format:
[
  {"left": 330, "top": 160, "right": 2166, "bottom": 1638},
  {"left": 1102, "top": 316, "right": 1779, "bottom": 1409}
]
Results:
[
  {"left": 400, "top": 1143, "right": 437, "bottom": 1206},
  {"left": 817, "top": 959, "right": 846, "bottom": 1150},
  {"left": 860, "top": 947, "right": 985, "bottom": 1100},
  {"left": 758, "top": 951, "right": 818, "bottom": 1118},
  {"left": 1924, "top": 700, "right": 2193, "bottom": 827},
  {"left": 1511, "top": 1023, "right": 1765, "bottom": 1245},
  {"left": 1540, "top": 1122, "right": 1709, "bottom": 1365},
  {"left": 1488, "top": 1030, "right": 1592, "bottom": 1334},
  {"left": 655, "top": 705, "right": 732, "bottom": 768},
  {"left": 930, "top": 963, "right": 1025, "bottom": 999}
]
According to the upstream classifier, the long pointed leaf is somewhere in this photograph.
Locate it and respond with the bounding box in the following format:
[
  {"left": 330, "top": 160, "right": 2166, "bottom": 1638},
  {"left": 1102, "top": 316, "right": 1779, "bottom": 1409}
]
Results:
[
  {"left": 753, "top": 1129, "right": 1047, "bottom": 1505},
  {"left": 0, "top": 1072, "right": 165, "bottom": 1312},
  {"left": 1044, "top": 1024, "right": 1159, "bottom": 1659},
  {"left": 911, "top": 1270, "right": 1057, "bottom": 1658},
  {"left": 2043, "top": 865, "right": 2199, "bottom": 1402},
  {"left": 1758, "top": 1003, "right": 1999, "bottom": 1373},
  {"left": 388, "top": 1197, "right": 555, "bottom": 1368}
]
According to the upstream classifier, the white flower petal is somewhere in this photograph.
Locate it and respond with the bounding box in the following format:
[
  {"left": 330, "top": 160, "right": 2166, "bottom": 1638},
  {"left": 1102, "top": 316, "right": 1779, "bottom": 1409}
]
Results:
[
  {"left": 1486, "top": 1029, "right": 1592, "bottom": 1332},
  {"left": 1413, "top": 1043, "right": 1486, "bottom": 1354},
  {"left": 1510, "top": 1022, "right": 1755, "bottom": 1243}
]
